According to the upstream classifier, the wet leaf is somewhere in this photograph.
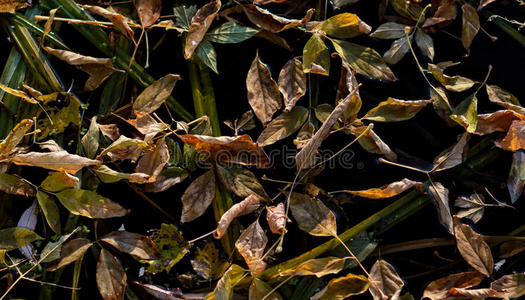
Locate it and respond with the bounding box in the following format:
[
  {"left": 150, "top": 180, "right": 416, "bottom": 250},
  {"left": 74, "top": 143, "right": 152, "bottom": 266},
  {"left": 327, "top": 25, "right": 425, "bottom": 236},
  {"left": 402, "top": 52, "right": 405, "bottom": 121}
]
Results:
[
  {"left": 383, "top": 35, "right": 411, "bottom": 65},
  {"left": 242, "top": 4, "right": 313, "bottom": 33},
  {"left": 428, "top": 63, "right": 476, "bottom": 92},
  {"left": 133, "top": 74, "right": 181, "bottom": 114},
  {"left": 249, "top": 278, "right": 283, "bottom": 300},
  {"left": 37, "top": 191, "right": 61, "bottom": 234},
  {"left": 180, "top": 169, "right": 215, "bottom": 223},
  {"left": 475, "top": 110, "right": 525, "bottom": 135},
  {"left": 266, "top": 202, "right": 286, "bottom": 234},
  {"left": 82, "top": 116, "right": 100, "bottom": 159},
  {"left": 415, "top": 28, "right": 434, "bottom": 61},
  {"left": 147, "top": 223, "right": 189, "bottom": 274},
  {"left": 246, "top": 52, "right": 282, "bottom": 125},
  {"left": 351, "top": 125, "right": 398, "bottom": 161},
  {"left": 278, "top": 59, "right": 306, "bottom": 112},
  {"left": 235, "top": 219, "right": 268, "bottom": 274},
  {"left": 311, "top": 273, "right": 369, "bottom": 300},
  {"left": 41, "top": 171, "right": 79, "bottom": 192},
  {"left": 0, "top": 0, "right": 29, "bottom": 13},
  {"left": 0, "top": 173, "right": 35, "bottom": 197},
  {"left": 453, "top": 216, "right": 493, "bottom": 277},
  {"left": 369, "top": 259, "right": 404, "bottom": 300},
  {"left": 461, "top": 4, "right": 480, "bottom": 50},
  {"left": 303, "top": 33, "right": 330, "bottom": 75},
  {"left": 490, "top": 273, "right": 525, "bottom": 298},
  {"left": 44, "top": 47, "right": 122, "bottom": 91},
  {"left": 96, "top": 248, "right": 127, "bottom": 300},
  {"left": 363, "top": 98, "right": 430, "bottom": 122},
  {"left": 370, "top": 22, "right": 406, "bottom": 39},
  {"left": 0, "top": 119, "right": 33, "bottom": 159},
  {"left": 331, "top": 39, "right": 396, "bottom": 82},
  {"left": 56, "top": 188, "right": 129, "bottom": 219},
  {"left": 486, "top": 85, "right": 525, "bottom": 115},
  {"left": 422, "top": 272, "right": 484, "bottom": 300},
  {"left": 257, "top": 106, "right": 308, "bottom": 146},
  {"left": 432, "top": 133, "right": 469, "bottom": 172},
  {"left": 101, "top": 231, "right": 160, "bottom": 260},
  {"left": 279, "top": 256, "right": 347, "bottom": 277},
  {"left": 0, "top": 227, "right": 43, "bottom": 251},
  {"left": 426, "top": 182, "right": 453, "bottom": 234},
  {"left": 290, "top": 192, "right": 337, "bottom": 237},
  {"left": 455, "top": 193, "right": 487, "bottom": 223},
  {"left": 135, "top": 136, "right": 169, "bottom": 182},
  {"left": 215, "top": 194, "right": 260, "bottom": 239},
  {"left": 184, "top": 0, "right": 221, "bottom": 59},
  {"left": 344, "top": 178, "right": 422, "bottom": 199},
  {"left": 208, "top": 264, "right": 244, "bottom": 300},
  {"left": 133, "top": 0, "right": 161, "bottom": 28},
  {"left": 507, "top": 150, "right": 525, "bottom": 203},
  {"left": 47, "top": 238, "right": 93, "bottom": 271},
  {"left": 191, "top": 241, "right": 228, "bottom": 280},
  {"left": 206, "top": 21, "right": 259, "bottom": 44},
  {"left": 450, "top": 93, "right": 478, "bottom": 133},
  {"left": 12, "top": 151, "right": 102, "bottom": 174},
  {"left": 495, "top": 120, "right": 525, "bottom": 151},
  {"left": 321, "top": 13, "right": 371, "bottom": 38}
]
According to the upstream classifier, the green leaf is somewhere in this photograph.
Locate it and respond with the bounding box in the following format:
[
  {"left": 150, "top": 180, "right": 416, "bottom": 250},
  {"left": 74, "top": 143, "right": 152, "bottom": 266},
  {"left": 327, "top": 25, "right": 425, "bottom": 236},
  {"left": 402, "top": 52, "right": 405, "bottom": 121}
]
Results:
[
  {"left": 216, "top": 164, "right": 269, "bottom": 200},
  {"left": 290, "top": 193, "right": 337, "bottom": 237},
  {"left": 173, "top": 5, "right": 197, "bottom": 30},
  {"left": 303, "top": 33, "right": 330, "bottom": 75},
  {"left": 257, "top": 106, "right": 308, "bottom": 146},
  {"left": 330, "top": 39, "right": 396, "bottom": 82},
  {"left": 206, "top": 264, "right": 245, "bottom": 300},
  {"left": 195, "top": 40, "right": 218, "bottom": 74},
  {"left": 206, "top": 21, "right": 259, "bottom": 44},
  {"left": 41, "top": 171, "right": 79, "bottom": 192},
  {"left": 363, "top": 98, "right": 431, "bottom": 122},
  {"left": 450, "top": 93, "right": 478, "bottom": 133},
  {"left": 321, "top": 13, "right": 371, "bottom": 38},
  {"left": 166, "top": 138, "right": 182, "bottom": 166},
  {"left": 0, "top": 173, "right": 35, "bottom": 197},
  {"left": 37, "top": 191, "right": 61, "bottom": 234},
  {"left": 55, "top": 189, "right": 129, "bottom": 219},
  {"left": 249, "top": 278, "right": 283, "bottom": 300},
  {"left": 0, "top": 227, "right": 43, "bottom": 251},
  {"left": 81, "top": 116, "right": 99, "bottom": 159}
]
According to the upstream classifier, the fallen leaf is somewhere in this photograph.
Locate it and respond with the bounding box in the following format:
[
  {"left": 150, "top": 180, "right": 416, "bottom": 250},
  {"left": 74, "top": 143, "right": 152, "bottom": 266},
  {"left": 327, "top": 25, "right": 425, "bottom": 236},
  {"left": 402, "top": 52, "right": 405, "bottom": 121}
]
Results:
[
  {"left": 235, "top": 219, "right": 268, "bottom": 274},
  {"left": 278, "top": 59, "right": 306, "bottom": 112},
  {"left": 478, "top": 0, "right": 498, "bottom": 10},
  {"left": 17, "top": 201, "right": 38, "bottom": 261},
  {"left": 455, "top": 193, "right": 487, "bottom": 223},
  {"left": 93, "top": 165, "right": 150, "bottom": 184},
  {"left": 428, "top": 63, "right": 476, "bottom": 92},
  {"left": 423, "top": 0, "right": 457, "bottom": 27},
  {"left": 41, "top": 171, "right": 79, "bottom": 192},
  {"left": 432, "top": 133, "right": 469, "bottom": 172},
  {"left": 370, "top": 22, "right": 406, "bottom": 39},
  {"left": 461, "top": 4, "right": 480, "bottom": 50},
  {"left": 486, "top": 85, "right": 525, "bottom": 116},
  {"left": 184, "top": 0, "right": 221, "bottom": 59},
  {"left": 37, "top": 191, "right": 61, "bottom": 234},
  {"left": 82, "top": 117, "right": 100, "bottom": 159},
  {"left": 101, "top": 231, "right": 160, "bottom": 260},
  {"left": 430, "top": 87, "right": 455, "bottom": 126},
  {"left": 448, "top": 287, "right": 496, "bottom": 298},
  {"left": 383, "top": 35, "right": 411, "bottom": 65},
  {"left": 303, "top": 33, "right": 330, "bottom": 75},
  {"left": 279, "top": 256, "right": 347, "bottom": 277},
  {"left": 490, "top": 273, "right": 525, "bottom": 298},
  {"left": 0, "top": 119, "right": 34, "bottom": 159},
  {"left": 453, "top": 216, "right": 494, "bottom": 277},
  {"left": 257, "top": 106, "right": 308, "bottom": 146},
  {"left": 475, "top": 110, "right": 525, "bottom": 135},
  {"left": 191, "top": 241, "right": 228, "bottom": 280},
  {"left": 344, "top": 178, "right": 422, "bottom": 199},
  {"left": 216, "top": 165, "right": 268, "bottom": 200},
  {"left": 133, "top": 0, "right": 161, "bottom": 28},
  {"left": 450, "top": 93, "right": 478, "bottom": 133},
  {"left": 290, "top": 192, "right": 337, "bottom": 237},
  {"left": 249, "top": 278, "right": 283, "bottom": 300},
  {"left": 12, "top": 151, "right": 102, "bottom": 174},
  {"left": 135, "top": 136, "right": 169, "bottom": 182},
  {"left": 415, "top": 28, "right": 435, "bottom": 61},
  {"left": 390, "top": 0, "right": 424, "bottom": 21},
  {"left": 311, "top": 273, "right": 369, "bottom": 300},
  {"left": 147, "top": 223, "right": 189, "bottom": 274},
  {"left": 351, "top": 125, "right": 398, "bottom": 161},
  {"left": 321, "top": 13, "right": 371, "bottom": 38},
  {"left": 215, "top": 194, "right": 260, "bottom": 239},
  {"left": 266, "top": 202, "right": 286, "bottom": 234},
  {"left": 426, "top": 182, "right": 453, "bottom": 234},
  {"left": 206, "top": 21, "right": 259, "bottom": 44},
  {"left": 36, "top": 92, "right": 81, "bottom": 139},
  {"left": 83, "top": 4, "right": 134, "bottom": 41},
  {"left": 133, "top": 74, "right": 181, "bottom": 114},
  {"left": 97, "top": 135, "right": 148, "bottom": 162},
  {"left": 56, "top": 188, "right": 129, "bottom": 219},
  {"left": 294, "top": 120, "right": 315, "bottom": 149},
  {"left": 47, "top": 238, "right": 93, "bottom": 271},
  {"left": 0, "top": 0, "right": 29, "bottom": 13},
  {"left": 208, "top": 264, "right": 244, "bottom": 300},
  {"left": 0, "top": 227, "right": 43, "bottom": 251},
  {"left": 498, "top": 240, "right": 525, "bottom": 258},
  {"left": 96, "top": 248, "right": 127, "bottom": 300},
  {"left": 369, "top": 259, "right": 404, "bottom": 300},
  {"left": 144, "top": 167, "right": 188, "bottom": 192},
  {"left": 422, "top": 272, "right": 484, "bottom": 300},
  {"left": 0, "top": 83, "right": 37, "bottom": 104},
  {"left": 246, "top": 52, "right": 282, "bottom": 125},
  {"left": 363, "top": 98, "right": 431, "bottom": 122},
  {"left": 495, "top": 120, "right": 525, "bottom": 151},
  {"left": 180, "top": 169, "right": 216, "bottom": 223},
  {"left": 242, "top": 4, "right": 313, "bottom": 33},
  {"left": 508, "top": 150, "right": 525, "bottom": 203},
  {"left": 98, "top": 123, "right": 120, "bottom": 141},
  {"left": 0, "top": 173, "right": 35, "bottom": 197}
]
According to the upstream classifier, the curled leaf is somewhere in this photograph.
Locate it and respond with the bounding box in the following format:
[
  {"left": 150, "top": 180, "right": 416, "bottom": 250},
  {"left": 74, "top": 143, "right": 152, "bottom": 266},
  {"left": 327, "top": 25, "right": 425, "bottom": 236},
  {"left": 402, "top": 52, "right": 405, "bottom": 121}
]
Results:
[
  {"left": 215, "top": 195, "right": 260, "bottom": 239},
  {"left": 495, "top": 120, "right": 525, "bottom": 151},
  {"left": 344, "top": 178, "right": 422, "bottom": 199},
  {"left": 83, "top": 4, "right": 134, "bottom": 41},
  {"left": 266, "top": 202, "right": 286, "bottom": 234},
  {"left": 242, "top": 4, "right": 313, "bottom": 33},
  {"left": 184, "top": 0, "right": 221, "bottom": 59},
  {"left": 422, "top": 272, "right": 484, "bottom": 300},
  {"left": 363, "top": 98, "right": 431, "bottom": 122},
  {"left": 475, "top": 110, "right": 525, "bottom": 135},
  {"left": 0, "top": 119, "right": 34, "bottom": 159}
]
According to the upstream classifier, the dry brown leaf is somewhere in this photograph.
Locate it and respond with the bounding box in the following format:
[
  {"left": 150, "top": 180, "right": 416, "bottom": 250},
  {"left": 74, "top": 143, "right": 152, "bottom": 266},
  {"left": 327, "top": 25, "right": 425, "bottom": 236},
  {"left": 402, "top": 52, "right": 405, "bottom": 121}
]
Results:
[
  {"left": 242, "top": 4, "right": 314, "bottom": 33},
  {"left": 83, "top": 4, "right": 134, "bottom": 41},
  {"left": 278, "top": 58, "right": 306, "bottom": 112},
  {"left": 47, "top": 238, "right": 93, "bottom": 271},
  {"left": 178, "top": 134, "right": 270, "bottom": 168},
  {"left": 0, "top": 119, "right": 34, "bottom": 159},
  {"left": 351, "top": 125, "right": 398, "bottom": 161},
  {"left": 461, "top": 4, "right": 480, "bottom": 50},
  {"left": 235, "top": 219, "right": 268, "bottom": 275},
  {"left": 216, "top": 164, "right": 268, "bottom": 199},
  {"left": 215, "top": 195, "right": 260, "bottom": 239},
  {"left": 486, "top": 85, "right": 525, "bottom": 115},
  {"left": 100, "top": 231, "right": 161, "bottom": 260},
  {"left": 0, "top": 0, "right": 29, "bottom": 13},
  {"left": 257, "top": 106, "right": 308, "bottom": 147},
  {"left": 96, "top": 248, "right": 127, "bottom": 300},
  {"left": 98, "top": 123, "right": 120, "bottom": 141},
  {"left": 423, "top": 271, "right": 484, "bottom": 299},
  {"left": 495, "top": 120, "right": 525, "bottom": 151},
  {"left": 279, "top": 256, "right": 347, "bottom": 277},
  {"left": 426, "top": 182, "right": 453, "bottom": 234},
  {"left": 246, "top": 52, "right": 282, "bottom": 125},
  {"left": 423, "top": 0, "right": 457, "bottom": 27},
  {"left": 0, "top": 83, "right": 37, "bottom": 104},
  {"left": 344, "top": 178, "right": 422, "bottom": 199},
  {"left": 180, "top": 169, "right": 215, "bottom": 223},
  {"left": 454, "top": 193, "right": 488, "bottom": 223},
  {"left": 133, "top": 0, "right": 161, "bottom": 28},
  {"left": 311, "top": 273, "right": 369, "bottom": 300},
  {"left": 0, "top": 174, "right": 35, "bottom": 197},
  {"left": 266, "top": 202, "right": 286, "bottom": 234},
  {"left": 290, "top": 192, "right": 337, "bottom": 237},
  {"left": 362, "top": 98, "right": 431, "bottom": 122},
  {"left": 448, "top": 287, "right": 496, "bottom": 298},
  {"left": 432, "top": 133, "right": 469, "bottom": 172},
  {"left": 498, "top": 240, "right": 525, "bottom": 258},
  {"left": 44, "top": 47, "right": 122, "bottom": 91},
  {"left": 133, "top": 74, "right": 181, "bottom": 115},
  {"left": 475, "top": 110, "right": 525, "bottom": 135},
  {"left": 453, "top": 216, "right": 494, "bottom": 277},
  {"left": 369, "top": 259, "right": 404, "bottom": 300},
  {"left": 135, "top": 136, "right": 169, "bottom": 182},
  {"left": 98, "top": 135, "right": 148, "bottom": 162},
  {"left": 490, "top": 273, "right": 525, "bottom": 298},
  {"left": 184, "top": 0, "right": 221, "bottom": 59},
  {"left": 12, "top": 151, "right": 102, "bottom": 174}
]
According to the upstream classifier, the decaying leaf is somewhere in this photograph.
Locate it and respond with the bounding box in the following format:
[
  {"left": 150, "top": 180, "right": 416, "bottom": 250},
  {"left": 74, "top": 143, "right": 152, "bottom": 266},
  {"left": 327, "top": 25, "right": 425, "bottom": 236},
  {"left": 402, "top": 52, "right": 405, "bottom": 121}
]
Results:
[
  {"left": 344, "top": 178, "right": 422, "bottom": 199},
  {"left": 215, "top": 194, "right": 260, "bottom": 239},
  {"left": 47, "top": 238, "right": 93, "bottom": 271},
  {"left": 257, "top": 106, "right": 308, "bottom": 146},
  {"left": 475, "top": 110, "right": 525, "bottom": 135},
  {"left": 490, "top": 273, "right": 525, "bottom": 298},
  {"left": 432, "top": 133, "right": 469, "bottom": 172},
  {"left": 383, "top": 35, "right": 411, "bottom": 65},
  {"left": 0, "top": 173, "right": 35, "bottom": 197},
  {"left": 144, "top": 167, "right": 188, "bottom": 192},
  {"left": 135, "top": 136, "right": 169, "bottom": 182},
  {"left": 97, "top": 135, "right": 149, "bottom": 162},
  {"left": 311, "top": 273, "right": 369, "bottom": 300},
  {"left": 428, "top": 63, "right": 476, "bottom": 92},
  {"left": 216, "top": 165, "right": 268, "bottom": 200},
  {"left": 390, "top": 0, "right": 423, "bottom": 21},
  {"left": 41, "top": 171, "right": 79, "bottom": 192},
  {"left": 303, "top": 33, "right": 330, "bottom": 75},
  {"left": 56, "top": 188, "right": 129, "bottom": 219},
  {"left": 448, "top": 287, "right": 496, "bottom": 299},
  {"left": 0, "top": 227, "right": 43, "bottom": 251},
  {"left": 0, "top": 119, "right": 34, "bottom": 159},
  {"left": 147, "top": 223, "right": 189, "bottom": 274},
  {"left": 36, "top": 92, "right": 81, "bottom": 139},
  {"left": 0, "top": 83, "right": 37, "bottom": 104},
  {"left": 249, "top": 278, "right": 283, "bottom": 300},
  {"left": 96, "top": 248, "right": 127, "bottom": 300},
  {"left": 278, "top": 59, "right": 306, "bottom": 112},
  {"left": 423, "top": 0, "right": 457, "bottom": 27},
  {"left": 184, "top": 0, "right": 221, "bottom": 59},
  {"left": 180, "top": 169, "right": 215, "bottom": 223},
  {"left": 133, "top": 74, "right": 181, "bottom": 114},
  {"left": 0, "top": 0, "right": 29, "bottom": 13},
  {"left": 279, "top": 256, "right": 347, "bottom": 277},
  {"left": 12, "top": 151, "right": 102, "bottom": 174},
  {"left": 101, "top": 231, "right": 160, "bottom": 260},
  {"left": 93, "top": 165, "right": 150, "bottom": 184},
  {"left": 461, "top": 4, "right": 480, "bottom": 50},
  {"left": 369, "top": 259, "right": 404, "bottom": 300},
  {"left": 191, "top": 241, "right": 228, "bottom": 280},
  {"left": 508, "top": 150, "right": 525, "bottom": 203},
  {"left": 321, "top": 13, "right": 371, "bottom": 38},
  {"left": 495, "top": 120, "right": 525, "bottom": 151},
  {"left": 351, "top": 125, "right": 398, "bottom": 161},
  {"left": 415, "top": 28, "right": 435, "bottom": 61},
  {"left": 422, "top": 272, "right": 484, "bottom": 300},
  {"left": 290, "top": 193, "right": 337, "bottom": 237},
  {"left": 44, "top": 47, "right": 122, "bottom": 91},
  {"left": 82, "top": 4, "right": 134, "bottom": 41},
  {"left": 426, "top": 182, "right": 453, "bottom": 234},
  {"left": 486, "top": 85, "right": 525, "bottom": 115},
  {"left": 362, "top": 98, "right": 431, "bottom": 122},
  {"left": 246, "top": 52, "right": 282, "bottom": 125},
  {"left": 453, "top": 216, "right": 494, "bottom": 277},
  {"left": 235, "top": 219, "right": 268, "bottom": 274},
  {"left": 242, "top": 4, "right": 313, "bottom": 33},
  {"left": 266, "top": 202, "right": 286, "bottom": 234},
  {"left": 133, "top": 0, "right": 161, "bottom": 28},
  {"left": 82, "top": 117, "right": 100, "bottom": 159},
  {"left": 498, "top": 240, "right": 525, "bottom": 258},
  {"left": 455, "top": 193, "right": 488, "bottom": 223}
]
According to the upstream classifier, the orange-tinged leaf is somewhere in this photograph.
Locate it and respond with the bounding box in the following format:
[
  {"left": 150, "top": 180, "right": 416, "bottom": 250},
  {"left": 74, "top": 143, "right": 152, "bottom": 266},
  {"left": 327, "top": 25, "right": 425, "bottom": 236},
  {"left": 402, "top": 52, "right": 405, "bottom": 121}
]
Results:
[
  {"left": 495, "top": 120, "right": 525, "bottom": 151},
  {"left": 448, "top": 287, "right": 496, "bottom": 298},
  {"left": 82, "top": 4, "right": 134, "bottom": 41},
  {"left": 215, "top": 195, "right": 260, "bottom": 239},
  {"left": 47, "top": 238, "right": 93, "bottom": 271},
  {"left": 184, "top": 0, "right": 221, "bottom": 59},
  {"left": 56, "top": 188, "right": 129, "bottom": 219},
  {"left": 246, "top": 52, "right": 282, "bottom": 125},
  {"left": 344, "top": 178, "right": 422, "bottom": 199},
  {"left": 12, "top": 151, "right": 102, "bottom": 174},
  {"left": 311, "top": 273, "right": 369, "bottom": 300},
  {"left": 0, "top": 119, "right": 33, "bottom": 159},
  {"left": 257, "top": 106, "right": 308, "bottom": 146},
  {"left": 0, "top": 173, "right": 35, "bottom": 197},
  {"left": 453, "top": 216, "right": 494, "bottom": 277},
  {"left": 0, "top": 83, "right": 37, "bottom": 104},
  {"left": 101, "top": 231, "right": 160, "bottom": 260},
  {"left": 461, "top": 4, "right": 480, "bottom": 50},
  {"left": 369, "top": 259, "right": 404, "bottom": 300},
  {"left": 290, "top": 192, "right": 337, "bottom": 237},
  {"left": 41, "top": 171, "right": 79, "bottom": 192},
  {"left": 242, "top": 4, "right": 313, "bottom": 33},
  {"left": 180, "top": 169, "right": 215, "bottom": 223},
  {"left": 133, "top": 74, "right": 181, "bottom": 114},
  {"left": 135, "top": 136, "right": 169, "bottom": 182},
  {"left": 426, "top": 182, "right": 453, "bottom": 234},
  {"left": 279, "top": 256, "right": 347, "bottom": 277},
  {"left": 235, "top": 219, "right": 268, "bottom": 275},
  {"left": 422, "top": 272, "right": 484, "bottom": 300},
  {"left": 422, "top": 0, "right": 457, "bottom": 27},
  {"left": 133, "top": 0, "right": 161, "bottom": 28},
  {"left": 432, "top": 133, "right": 469, "bottom": 172},
  {"left": 266, "top": 202, "right": 286, "bottom": 234},
  {"left": 96, "top": 248, "right": 127, "bottom": 300},
  {"left": 363, "top": 98, "right": 431, "bottom": 122},
  {"left": 475, "top": 110, "right": 525, "bottom": 135},
  {"left": 0, "top": 0, "right": 28, "bottom": 13},
  {"left": 278, "top": 58, "right": 306, "bottom": 112}
]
